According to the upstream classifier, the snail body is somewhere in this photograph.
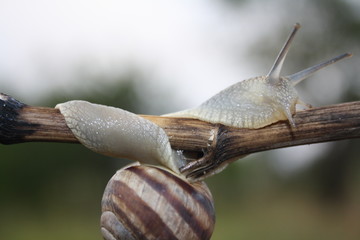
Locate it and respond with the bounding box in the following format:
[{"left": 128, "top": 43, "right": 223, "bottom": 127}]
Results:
[
  {"left": 168, "top": 75, "right": 299, "bottom": 128},
  {"left": 56, "top": 100, "right": 185, "bottom": 174},
  {"left": 101, "top": 163, "right": 215, "bottom": 240},
  {"left": 165, "top": 23, "right": 351, "bottom": 128}
]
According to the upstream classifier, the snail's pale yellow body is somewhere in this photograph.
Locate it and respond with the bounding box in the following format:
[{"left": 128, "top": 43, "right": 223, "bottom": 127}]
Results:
[
  {"left": 56, "top": 101, "right": 185, "bottom": 174},
  {"left": 167, "top": 76, "right": 299, "bottom": 128},
  {"left": 166, "top": 24, "right": 351, "bottom": 129}
]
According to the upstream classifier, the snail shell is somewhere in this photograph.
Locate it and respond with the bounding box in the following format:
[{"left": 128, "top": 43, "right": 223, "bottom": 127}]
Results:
[{"left": 101, "top": 163, "right": 215, "bottom": 240}]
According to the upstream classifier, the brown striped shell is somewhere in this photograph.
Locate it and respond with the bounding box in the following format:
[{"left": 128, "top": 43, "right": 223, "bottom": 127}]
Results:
[{"left": 101, "top": 163, "right": 215, "bottom": 240}]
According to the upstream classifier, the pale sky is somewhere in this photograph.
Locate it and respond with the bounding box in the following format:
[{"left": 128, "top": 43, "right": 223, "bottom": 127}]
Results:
[{"left": 0, "top": 0, "right": 271, "bottom": 105}]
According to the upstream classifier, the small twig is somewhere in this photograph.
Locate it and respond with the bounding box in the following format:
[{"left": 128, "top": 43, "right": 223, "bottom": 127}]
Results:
[
  {"left": 1, "top": 93, "right": 360, "bottom": 165},
  {"left": 0, "top": 94, "right": 77, "bottom": 144}
]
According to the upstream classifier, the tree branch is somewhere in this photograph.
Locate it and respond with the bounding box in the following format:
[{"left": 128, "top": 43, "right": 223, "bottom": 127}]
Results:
[{"left": 1, "top": 93, "right": 360, "bottom": 170}]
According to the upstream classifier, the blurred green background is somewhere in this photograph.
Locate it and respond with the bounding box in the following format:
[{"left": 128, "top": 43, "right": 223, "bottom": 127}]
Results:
[{"left": 1, "top": 0, "right": 360, "bottom": 239}]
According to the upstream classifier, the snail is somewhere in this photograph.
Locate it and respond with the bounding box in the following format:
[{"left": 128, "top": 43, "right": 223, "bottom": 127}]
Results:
[
  {"left": 55, "top": 23, "right": 351, "bottom": 240},
  {"left": 165, "top": 23, "right": 351, "bottom": 128},
  {"left": 55, "top": 100, "right": 216, "bottom": 239},
  {"left": 101, "top": 163, "right": 215, "bottom": 240}
]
